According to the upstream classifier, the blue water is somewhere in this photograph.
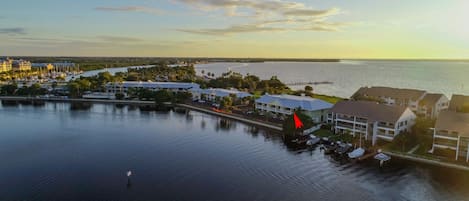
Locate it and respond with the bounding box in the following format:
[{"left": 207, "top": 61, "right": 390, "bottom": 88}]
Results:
[
  {"left": 195, "top": 60, "right": 469, "bottom": 98},
  {"left": 1, "top": 102, "right": 469, "bottom": 201}
]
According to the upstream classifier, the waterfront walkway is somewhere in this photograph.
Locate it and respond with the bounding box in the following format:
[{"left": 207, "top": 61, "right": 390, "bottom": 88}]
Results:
[
  {"left": 383, "top": 150, "right": 469, "bottom": 172},
  {"left": 177, "top": 104, "right": 282, "bottom": 131}
]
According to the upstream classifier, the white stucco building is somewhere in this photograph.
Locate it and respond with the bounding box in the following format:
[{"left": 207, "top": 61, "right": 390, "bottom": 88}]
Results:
[
  {"left": 255, "top": 94, "right": 333, "bottom": 123},
  {"left": 190, "top": 88, "right": 252, "bottom": 102},
  {"left": 106, "top": 81, "right": 200, "bottom": 96}
]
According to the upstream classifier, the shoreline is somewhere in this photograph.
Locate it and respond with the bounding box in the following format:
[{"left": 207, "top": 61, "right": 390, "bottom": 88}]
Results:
[
  {"left": 3, "top": 96, "right": 469, "bottom": 171},
  {"left": 383, "top": 150, "right": 469, "bottom": 172},
  {"left": 0, "top": 96, "right": 283, "bottom": 132}
]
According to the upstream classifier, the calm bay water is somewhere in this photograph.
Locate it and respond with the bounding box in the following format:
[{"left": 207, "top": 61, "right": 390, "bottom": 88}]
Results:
[
  {"left": 195, "top": 60, "right": 469, "bottom": 98},
  {"left": 1, "top": 102, "right": 469, "bottom": 201}
]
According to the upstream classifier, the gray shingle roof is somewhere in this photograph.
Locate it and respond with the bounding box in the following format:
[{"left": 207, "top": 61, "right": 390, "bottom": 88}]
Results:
[
  {"left": 420, "top": 93, "right": 445, "bottom": 107},
  {"left": 330, "top": 101, "right": 410, "bottom": 123},
  {"left": 352, "top": 86, "right": 426, "bottom": 101},
  {"left": 449, "top": 94, "right": 469, "bottom": 112},
  {"left": 435, "top": 110, "right": 469, "bottom": 137}
]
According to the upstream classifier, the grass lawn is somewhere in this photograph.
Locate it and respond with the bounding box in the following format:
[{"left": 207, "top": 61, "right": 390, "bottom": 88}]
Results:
[
  {"left": 312, "top": 94, "right": 344, "bottom": 104},
  {"left": 313, "top": 129, "right": 355, "bottom": 143}
]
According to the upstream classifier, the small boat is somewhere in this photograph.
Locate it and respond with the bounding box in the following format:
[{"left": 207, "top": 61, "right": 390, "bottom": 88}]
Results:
[
  {"left": 374, "top": 152, "right": 391, "bottom": 167},
  {"left": 306, "top": 136, "right": 321, "bottom": 146},
  {"left": 324, "top": 142, "right": 338, "bottom": 154},
  {"left": 348, "top": 148, "right": 365, "bottom": 159},
  {"left": 335, "top": 143, "right": 353, "bottom": 155}
]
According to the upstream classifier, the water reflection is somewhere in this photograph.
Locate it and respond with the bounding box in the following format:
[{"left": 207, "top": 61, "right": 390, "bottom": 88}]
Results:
[
  {"left": 1, "top": 102, "right": 469, "bottom": 201},
  {"left": 70, "top": 102, "right": 92, "bottom": 111}
]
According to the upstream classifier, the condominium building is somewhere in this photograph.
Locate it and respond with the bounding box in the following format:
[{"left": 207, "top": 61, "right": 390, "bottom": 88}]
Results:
[
  {"left": 106, "top": 81, "right": 200, "bottom": 95},
  {"left": 11, "top": 60, "right": 32, "bottom": 71},
  {"left": 328, "top": 101, "right": 416, "bottom": 145},
  {"left": 432, "top": 111, "right": 469, "bottom": 161},
  {"left": 418, "top": 93, "right": 449, "bottom": 118},
  {"left": 31, "top": 63, "right": 54, "bottom": 71},
  {"left": 352, "top": 86, "right": 449, "bottom": 118},
  {"left": 255, "top": 94, "right": 333, "bottom": 123},
  {"left": 0, "top": 60, "right": 12, "bottom": 72},
  {"left": 449, "top": 94, "right": 469, "bottom": 113},
  {"left": 190, "top": 88, "right": 252, "bottom": 102}
]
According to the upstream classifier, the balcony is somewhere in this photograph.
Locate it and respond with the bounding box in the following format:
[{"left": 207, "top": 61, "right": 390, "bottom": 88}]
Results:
[{"left": 376, "top": 131, "right": 394, "bottom": 138}]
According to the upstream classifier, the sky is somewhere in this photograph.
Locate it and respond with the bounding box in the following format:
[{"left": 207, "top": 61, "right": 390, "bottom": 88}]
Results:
[{"left": 1, "top": 0, "right": 468, "bottom": 59}]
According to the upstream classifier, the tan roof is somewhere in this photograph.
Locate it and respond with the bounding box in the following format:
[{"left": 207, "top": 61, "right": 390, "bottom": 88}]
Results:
[
  {"left": 352, "top": 86, "right": 426, "bottom": 101},
  {"left": 449, "top": 94, "right": 469, "bottom": 112},
  {"left": 330, "top": 101, "right": 410, "bottom": 123},
  {"left": 420, "top": 93, "right": 445, "bottom": 107},
  {"left": 435, "top": 110, "right": 469, "bottom": 137}
]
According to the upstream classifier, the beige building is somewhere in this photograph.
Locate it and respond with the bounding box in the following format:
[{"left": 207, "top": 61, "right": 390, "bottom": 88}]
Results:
[
  {"left": 449, "top": 94, "right": 469, "bottom": 113},
  {"left": 418, "top": 93, "right": 449, "bottom": 118},
  {"left": 352, "top": 86, "right": 448, "bottom": 118},
  {"left": 432, "top": 111, "right": 469, "bottom": 161},
  {"left": 328, "top": 101, "right": 417, "bottom": 145},
  {"left": 0, "top": 60, "right": 12, "bottom": 72},
  {"left": 11, "top": 60, "right": 32, "bottom": 71}
]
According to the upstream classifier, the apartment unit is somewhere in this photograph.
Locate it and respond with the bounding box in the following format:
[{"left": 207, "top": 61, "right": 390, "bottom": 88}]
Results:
[
  {"left": 106, "top": 81, "right": 200, "bottom": 95},
  {"left": 449, "top": 94, "right": 469, "bottom": 113},
  {"left": 32, "top": 63, "right": 54, "bottom": 71},
  {"left": 11, "top": 60, "right": 32, "bottom": 71},
  {"left": 418, "top": 93, "right": 449, "bottom": 118},
  {"left": 0, "top": 60, "right": 12, "bottom": 72},
  {"left": 352, "top": 86, "right": 448, "bottom": 118},
  {"left": 432, "top": 111, "right": 469, "bottom": 161},
  {"left": 328, "top": 101, "right": 417, "bottom": 145},
  {"left": 255, "top": 94, "right": 333, "bottom": 123},
  {"left": 190, "top": 88, "right": 252, "bottom": 102}
]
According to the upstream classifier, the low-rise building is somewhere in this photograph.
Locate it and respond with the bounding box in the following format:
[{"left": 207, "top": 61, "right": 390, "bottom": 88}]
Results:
[
  {"left": 352, "top": 86, "right": 426, "bottom": 112},
  {"left": 191, "top": 88, "right": 252, "bottom": 102},
  {"left": 32, "top": 63, "right": 54, "bottom": 71},
  {"left": 418, "top": 93, "right": 449, "bottom": 118},
  {"left": 255, "top": 94, "right": 333, "bottom": 123},
  {"left": 0, "top": 59, "right": 12, "bottom": 72},
  {"left": 106, "top": 81, "right": 200, "bottom": 96},
  {"left": 11, "top": 59, "right": 32, "bottom": 71},
  {"left": 449, "top": 94, "right": 469, "bottom": 113},
  {"left": 328, "top": 101, "right": 416, "bottom": 145},
  {"left": 432, "top": 110, "right": 469, "bottom": 161}
]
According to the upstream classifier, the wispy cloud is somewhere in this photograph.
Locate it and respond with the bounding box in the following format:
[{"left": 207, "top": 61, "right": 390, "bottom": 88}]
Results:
[
  {"left": 0, "top": 28, "right": 26, "bottom": 35},
  {"left": 173, "top": 0, "right": 348, "bottom": 36},
  {"left": 97, "top": 35, "right": 144, "bottom": 43},
  {"left": 177, "top": 23, "right": 286, "bottom": 36},
  {"left": 95, "top": 6, "right": 164, "bottom": 15}
]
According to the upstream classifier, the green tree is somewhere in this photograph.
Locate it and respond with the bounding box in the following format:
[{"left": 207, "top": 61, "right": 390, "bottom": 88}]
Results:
[
  {"left": 1, "top": 83, "right": 17, "bottom": 95},
  {"left": 220, "top": 96, "right": 233, "bottom": 110},
  {"left": 282, "top": 110, "right": 313, "bottom": 137},
  {"left": 305, "top": 85, "right": 313, "bottom": 93},
  {"left": 154, "top": 90, "right": 173, "bottom": 105}
]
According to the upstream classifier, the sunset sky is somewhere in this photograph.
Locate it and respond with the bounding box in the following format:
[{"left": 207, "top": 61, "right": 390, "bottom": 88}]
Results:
[{"left": 1, "top": 0, "right": 468, "bottom": 59}]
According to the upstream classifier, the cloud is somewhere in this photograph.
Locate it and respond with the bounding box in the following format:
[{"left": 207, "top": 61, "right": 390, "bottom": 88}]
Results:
[
  {"left": 0, "top": 28, "right": 26, "bottom": 35},
  {"left": 97, "top": 35, "right": 144, "bottom": 43},
  {"left": 174, "top": 0, "right": 339, "bottom": 18},
  {"left": 174, "top": 0, "right": 348, "bottom": 35},
  {"left": 95, "top": 6, "right": 164, "bottom": 15},
  {"left": 177, "top": 23, "right": 286, "bottom": 36}
]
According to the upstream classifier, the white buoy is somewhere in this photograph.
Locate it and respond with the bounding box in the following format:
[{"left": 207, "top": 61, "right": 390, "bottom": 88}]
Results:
[{"left": 127, "top": 170, "right": 132, "bottom": 177}]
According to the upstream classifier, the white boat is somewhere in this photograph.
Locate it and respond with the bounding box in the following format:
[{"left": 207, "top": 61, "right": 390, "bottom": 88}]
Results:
[
  {"left": 348, "top": 148, "right": 365, "bottom": 159},
  {"left": 374, "top": 153, "right": 391, "bottom": 161},
  {"left": 306, "top": 136, "right": 321, "bottom": 146}
]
